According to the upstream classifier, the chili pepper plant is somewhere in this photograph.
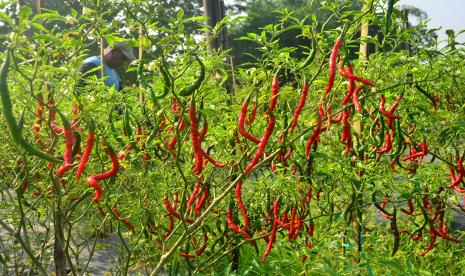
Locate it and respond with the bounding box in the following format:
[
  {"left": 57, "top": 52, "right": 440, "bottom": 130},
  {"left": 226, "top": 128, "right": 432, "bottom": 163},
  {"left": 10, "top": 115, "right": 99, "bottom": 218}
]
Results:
[{"left": 0, "top": 0, "right": 465, "bottom": 275}]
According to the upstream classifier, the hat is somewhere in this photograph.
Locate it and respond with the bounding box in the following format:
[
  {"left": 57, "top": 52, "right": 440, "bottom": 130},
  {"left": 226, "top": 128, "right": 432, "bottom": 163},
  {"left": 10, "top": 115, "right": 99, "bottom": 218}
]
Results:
[{"left": 113, "top": 41, "right": 136, "bottom": 61}]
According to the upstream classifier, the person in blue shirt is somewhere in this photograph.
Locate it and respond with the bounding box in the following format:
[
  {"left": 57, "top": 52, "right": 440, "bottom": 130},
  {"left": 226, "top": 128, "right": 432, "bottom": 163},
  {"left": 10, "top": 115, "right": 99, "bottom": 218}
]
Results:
[{"left": 77, "top": 41, "right": 135, "bottom": 92}]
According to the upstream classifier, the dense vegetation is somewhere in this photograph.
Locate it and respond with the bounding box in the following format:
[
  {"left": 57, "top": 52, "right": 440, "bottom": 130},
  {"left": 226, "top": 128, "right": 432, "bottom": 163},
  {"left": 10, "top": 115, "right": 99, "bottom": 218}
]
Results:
[{"left": 0, "top": 0, "right": 464, "bottom": 274}]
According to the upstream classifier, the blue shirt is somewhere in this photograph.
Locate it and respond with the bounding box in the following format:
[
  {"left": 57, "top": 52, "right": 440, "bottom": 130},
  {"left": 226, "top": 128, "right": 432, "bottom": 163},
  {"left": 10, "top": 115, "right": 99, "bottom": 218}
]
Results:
[{"left": 81, "top": 56, "right": 121, "bottom": 91}]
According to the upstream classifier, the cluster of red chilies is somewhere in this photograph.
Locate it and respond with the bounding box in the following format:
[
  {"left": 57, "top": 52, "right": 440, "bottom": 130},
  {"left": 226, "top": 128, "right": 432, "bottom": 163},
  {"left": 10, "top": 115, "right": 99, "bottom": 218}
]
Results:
[
  {"left": 379, "top": 194, "right": 461, "bottom": 256},
  {"left": 30, "top": 97, "right": 138, "bottom": 232},
  {"left": 259, "top": 196, "right": 316, "bottom": 263}
]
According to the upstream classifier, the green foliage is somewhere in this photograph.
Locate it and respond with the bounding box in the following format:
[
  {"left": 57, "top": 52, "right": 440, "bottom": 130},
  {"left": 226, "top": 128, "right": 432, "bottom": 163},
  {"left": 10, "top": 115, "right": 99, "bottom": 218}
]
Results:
[{"left": 1, "top": 0, "right": 465, "bottom": 275}]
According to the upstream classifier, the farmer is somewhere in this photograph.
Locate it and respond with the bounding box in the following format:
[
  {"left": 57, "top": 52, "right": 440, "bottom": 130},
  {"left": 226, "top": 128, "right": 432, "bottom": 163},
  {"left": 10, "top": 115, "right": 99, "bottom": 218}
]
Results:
[{"left": 77, "top": 40, "right": 135, "bottom": 92}]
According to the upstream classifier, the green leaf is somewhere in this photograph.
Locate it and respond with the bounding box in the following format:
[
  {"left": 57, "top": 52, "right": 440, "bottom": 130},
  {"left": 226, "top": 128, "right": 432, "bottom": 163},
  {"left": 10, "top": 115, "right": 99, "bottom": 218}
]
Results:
[
  {"left": 103, "top": 34, "right": 127, "bottom": 47},
  {"left": 176, "top": 10, "right": 184, "bottom": 20},
  {"left": 19, "top": 6, "right": 32, "bottom": 21},
  {"left": 71, "top": 8, "right": 78, "bottom": 17},
  {"left": 0, "top": 11, "right": 12, "bottom": 26},
  {"left": 183, "top": 16, "right": 208, "bottom": 22},
  {"left": 32, "top": 23, "right": 48, "bottom": 33}
]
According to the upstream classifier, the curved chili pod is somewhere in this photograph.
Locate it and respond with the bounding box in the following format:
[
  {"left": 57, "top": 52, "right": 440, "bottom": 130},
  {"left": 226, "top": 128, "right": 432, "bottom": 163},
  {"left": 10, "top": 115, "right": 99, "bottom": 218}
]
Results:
[
  {"left": 296, "top": 40, "right": 316, "bottom": 70},
  {"left": 179, "top": 56, "right": 205, "bottom": 97},
  {"left": 238, "top": 99, "right": 261, "bottom": 144},
  {"left": 76, "top": 127, "right": 95, "bottom": 181},
  {"left": 325, "top": 37, "right": 343, "bottom": 95},
  {"left": 244, "top": 107, "right": 276, "bottom": 175},
  {"left": 57, "top": 111, "right": 75, "bottom": 175},
  {"left": 290, "top": 83, "right": 309, "bottom": 132}
]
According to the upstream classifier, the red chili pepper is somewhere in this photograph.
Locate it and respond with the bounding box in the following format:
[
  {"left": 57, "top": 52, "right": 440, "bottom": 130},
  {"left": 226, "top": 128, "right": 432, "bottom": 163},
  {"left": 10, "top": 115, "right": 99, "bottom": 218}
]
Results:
[
  {"left": 282, "top": 210, "right": 289, "bottom": 224},
  {"left": 290, "top": 209, "right": 298, "bottom": 236},
  {"left": 167, "top": 117, "right": 186, "bottom": 151},
  {"left": 76, "top": 129, "right": 95, "bottom": 181},
  {"left": 199, "top": 121, "right": 208, "bottom": 142},
  {"left": 325, "top": 37, "right": 343, "bottom": 95},
  {"left": 389, "top": 95, "right": 402, "bottom": 116},
  {"left": 119, "top": 126, "right": 143, "bottom": 160},
  {"left": 389, "top": 157, "right": 398, "bottom": 172},
  {"left": 189, "top": 103, "right": 204, "bottom": 175},
  {"left": 57, "top": 112, "right": 75, "bottom": 176},
  {"left": 165, "top": 216, "right": 174, "bottom": 237},
  {"left": 340, "top": 109, "right": 352, "bottom": 156},
  {"left": 290, "top": 83, "right": 309, "bottom": 132},
  {"left": 262, "top": 200, "right": 279, "bottom": 263},
  {"left": 48, "top": 101, "right": 64, "bottom": 135},
  {"left": 194, "top": 187, "right": 208, "bottom": 215},
  {"left": 187, "top": 178, "right": 201, "bottom": 212},
  {"left": 292, "top": 164, "right": 297, "bottom": 175},
  {"left": 318, "top": 105, "right": 326, "bottom": 119},
  {"left": 234, "top": 131, "right": 244, "bottom": 152},
  {"left": 243, "top": 109, "right": 275, "bottom": 175},
  {"left": 201, "top": 150, "right": 226, "bottom": 168},
  {"left": 33, "top": 95, "right": 44, "bottom": 132},
  {"left": 434, "top": 222, "right": 461, "bottom": 243},
  {"left": 340, "top": 110, "right": 351, "bottom": 143},
  {"left": 269, "top": 75, "right": 279, "bottom": 111},
  {"left": 245, "top": 102, "right": 257, "bottom": 126},
  {"left": 376, "top": 131, "right": 393, "bottom": 154},
  {"left": 290, "top": 218, "right": 303, "bottom": 240},
  {"left": 235, "top": 180, "right": 249, "bottom": 230},
  {"left": 305, "top": 114, "right": 322, "bottom": 157},
  {"left": 379, "top": 96, "right": 401, "bottom": 131},
  {"left": 341, "top": 66, "right": 355, "bottom": 105},
  {"left": 159, "top": 114, "right": 166, "bottom": 131},
  {"left": 450, "top": 157, "right": 464, "bottom": 187},
  {"left": 402, "top": 142, "right": 427, "bottom": 161},
  {"left": 420, "top": 227, "right": 437, "bottom": 256},
  {"left": 227, "top": 209, "right": 254, "bottom": 246},
  {"left": 345, "top": 135, "right": 352, "bottom": 156},
  {"left": 112, "top": 207, "right": 135, "bottom": 233},
  {"left": 352, "top": 86, "right": 363, "bottom": 113},
  {"left": 338, "top": 55, "right": 374, "bottom": 86},
  {"left": 284, "top": 147, "right": 293, "bottom": 161},
  {"left": 411, "top": 231, "right": 422, "bottom": 241},
  {"left": 70, "top": 103, "right": 81, "bottom": 130},
  {"left": 308, "top": 221, "right": 315, "bottom": 236},
  {"left": 330, "top": 112, "right": 344, "bottom": 124},
  {"left": 179, "top": 232, "right": 209, "bottom": 258},
  {"left": 238, "top": 99, "right": 261, "bottom": 144},
  {"left": 380, "top": 195, "right": 393, "bottom": 219},
  {"left": 87, "top": 143, "right": 119, "bottom": 202},
  {"left": 400, "top": 199, "right": 414, "bottom": 215}
]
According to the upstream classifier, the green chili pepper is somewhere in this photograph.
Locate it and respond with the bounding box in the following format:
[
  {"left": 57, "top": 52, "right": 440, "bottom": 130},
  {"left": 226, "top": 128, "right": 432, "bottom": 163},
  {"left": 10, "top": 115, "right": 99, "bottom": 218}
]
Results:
[
  {"left": 390, "top": 207, "right": 400, "bottom": 256},
  {"left": 377, "top": 116, "right": 386, "bottom": 149},
  {"left": 109, "top": 106, "right": 125, "bottom": 148},
  {"left": 0, "top": 50, "right": 60, "bottom": 163},
  {"left": 123, "top": 104, "right": 133, "bottom": 138},
  {"left": 157, "top": 64, "right": 171, "bottom": 99},
  {"left": 72, "top": 132, "right": 81, "bottom": 157},
  {"left": 137, "top": 59, "right": 149, "bottom": 89},
  {"left": 409, "top": 196, "right": 428, "bottom": 240},
  {"left": 390, "top": 119, "right": 405, "bottom": 157},
  {"left": 372, "top": 191, "right": 393, "bottom": 217},
  {"left": 179, "top": 56, "right": 205, "bottom": 97},
  {"left": 145, "top": 116, "right": 161, "bottom": 147},
  {"left": 296, "top": 40, "right": 316, "bottom": 70}
]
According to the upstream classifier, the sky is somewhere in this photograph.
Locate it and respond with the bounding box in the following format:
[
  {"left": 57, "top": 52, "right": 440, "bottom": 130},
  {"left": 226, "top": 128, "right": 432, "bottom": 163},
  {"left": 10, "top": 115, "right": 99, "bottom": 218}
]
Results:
[{"left": 399, "top": 0, "right": 465, "bottom": 43}]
